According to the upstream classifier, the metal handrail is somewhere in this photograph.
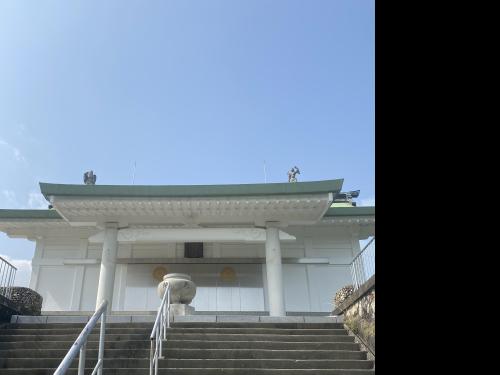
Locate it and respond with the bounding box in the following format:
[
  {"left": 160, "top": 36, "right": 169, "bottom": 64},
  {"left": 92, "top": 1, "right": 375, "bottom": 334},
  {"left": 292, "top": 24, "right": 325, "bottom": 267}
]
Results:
[
  {"left": 54, "top": 300, "right": 108, "bottom": 375},
  {"left": 0, "top": 256, "right": 17, "bottom": 300},
  {"left": 350, "top": 236, "right": 375, "bottom": 290},
  {"left": 150, "top": 282, "right": 170, "bottom": 375},
  {"left": 351, "top": 237, "right": 375, "bottom": 264}
]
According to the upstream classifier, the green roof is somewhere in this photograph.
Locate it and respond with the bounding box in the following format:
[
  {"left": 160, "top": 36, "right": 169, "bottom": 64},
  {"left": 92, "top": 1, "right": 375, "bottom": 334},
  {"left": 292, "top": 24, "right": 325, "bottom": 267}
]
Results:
[
  {"left": 0, "top": 209, "right": 62, "bottom": 220},
  {"left": 324, "top": 206, "right": 375, "bottom": 217},
  {"left": 40, "top": 179, "right": 344, "bottom": 199}
]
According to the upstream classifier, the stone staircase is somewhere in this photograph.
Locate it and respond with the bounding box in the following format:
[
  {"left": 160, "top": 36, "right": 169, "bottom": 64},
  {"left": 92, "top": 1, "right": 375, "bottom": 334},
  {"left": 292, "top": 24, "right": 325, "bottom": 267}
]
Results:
[{"left": 0, "top": 321, "right": 374, "bottom": 374}]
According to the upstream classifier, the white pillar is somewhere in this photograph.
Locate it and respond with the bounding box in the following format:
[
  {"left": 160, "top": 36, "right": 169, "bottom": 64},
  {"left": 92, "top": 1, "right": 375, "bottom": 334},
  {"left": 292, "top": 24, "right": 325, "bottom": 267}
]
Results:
[
  {"left": 95, "top": 223, "right": 118, "bottom": 312},
  {"left": 265, "top": 226, "right": 285, "bottom": 316}
]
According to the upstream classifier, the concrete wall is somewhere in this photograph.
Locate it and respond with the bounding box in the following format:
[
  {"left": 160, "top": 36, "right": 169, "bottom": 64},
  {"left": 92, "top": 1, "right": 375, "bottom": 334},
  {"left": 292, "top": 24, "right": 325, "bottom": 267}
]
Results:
[{"left": 30, "top": 225, "right": 360, "bottom": 313}]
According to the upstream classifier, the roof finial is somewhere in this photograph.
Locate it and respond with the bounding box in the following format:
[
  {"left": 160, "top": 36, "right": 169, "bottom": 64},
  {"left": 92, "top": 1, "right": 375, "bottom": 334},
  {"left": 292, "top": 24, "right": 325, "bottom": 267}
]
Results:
[
  {"left": 288, "top": 166, "right": 300, "bottom": 183},
  {"left": 83, "top": 170, "right": 97, "bottom": 185}
]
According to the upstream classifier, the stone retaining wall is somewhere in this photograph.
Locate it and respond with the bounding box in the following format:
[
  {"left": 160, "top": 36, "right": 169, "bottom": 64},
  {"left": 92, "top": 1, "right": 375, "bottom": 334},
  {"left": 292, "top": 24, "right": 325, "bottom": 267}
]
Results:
[{"left": 332, "top": 275, "right": 375, "bottom": 355}]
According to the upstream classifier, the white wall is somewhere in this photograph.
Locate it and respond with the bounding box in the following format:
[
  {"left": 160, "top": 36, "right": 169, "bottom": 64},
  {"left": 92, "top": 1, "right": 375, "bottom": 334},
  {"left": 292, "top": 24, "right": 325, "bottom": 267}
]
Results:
[{"left": 32, "top": 224, "right": 360, "bottom": 313}]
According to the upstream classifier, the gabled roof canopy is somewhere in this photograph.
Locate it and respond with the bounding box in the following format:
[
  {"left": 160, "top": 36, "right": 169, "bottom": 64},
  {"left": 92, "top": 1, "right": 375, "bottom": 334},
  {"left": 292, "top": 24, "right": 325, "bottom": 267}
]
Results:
[{"left": 39, "top": 179, "right": 345, "bottom": 227}]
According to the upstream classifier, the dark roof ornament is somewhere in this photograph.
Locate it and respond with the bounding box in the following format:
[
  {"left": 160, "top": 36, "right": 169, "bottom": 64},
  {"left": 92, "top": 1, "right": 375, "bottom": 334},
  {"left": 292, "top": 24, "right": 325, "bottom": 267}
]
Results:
[
  {"left": 288, "top": 166, "right": 300, "bottom": 183},
  {"left": 83, "top": 170, "right": 97, "bottom": 185},
  {"left": 335, "top": 190, "right": 360, "bottom": 205}
]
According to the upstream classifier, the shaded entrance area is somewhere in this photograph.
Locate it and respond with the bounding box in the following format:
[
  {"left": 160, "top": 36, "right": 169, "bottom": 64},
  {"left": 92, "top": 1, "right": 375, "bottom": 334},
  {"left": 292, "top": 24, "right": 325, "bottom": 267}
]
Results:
[{"left": 124, "top": 263, "right": 264, "bottom": 312}]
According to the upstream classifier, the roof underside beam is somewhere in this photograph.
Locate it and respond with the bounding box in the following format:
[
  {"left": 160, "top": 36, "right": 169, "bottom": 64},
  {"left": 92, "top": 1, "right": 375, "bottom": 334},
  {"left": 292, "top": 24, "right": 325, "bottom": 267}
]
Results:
[
  {"left": 88, "top": 227, "right": 296, "bottom": 244},
  {"left": 49, "top": 193, "right": 335, "bottom": 227}
]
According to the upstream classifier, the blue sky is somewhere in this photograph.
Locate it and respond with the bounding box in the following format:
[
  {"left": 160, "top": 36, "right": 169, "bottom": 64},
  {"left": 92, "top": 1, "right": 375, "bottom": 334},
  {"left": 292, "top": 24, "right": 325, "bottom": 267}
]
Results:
[{"left": 0, "top": 0, "right": 374, "bottom": 286}]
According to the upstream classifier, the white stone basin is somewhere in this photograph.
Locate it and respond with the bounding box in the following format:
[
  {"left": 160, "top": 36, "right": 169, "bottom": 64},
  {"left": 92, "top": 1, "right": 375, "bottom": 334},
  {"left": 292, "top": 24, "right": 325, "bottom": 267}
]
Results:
[{"left": 157, "top": 273, "right": 196, "bottom": 304}]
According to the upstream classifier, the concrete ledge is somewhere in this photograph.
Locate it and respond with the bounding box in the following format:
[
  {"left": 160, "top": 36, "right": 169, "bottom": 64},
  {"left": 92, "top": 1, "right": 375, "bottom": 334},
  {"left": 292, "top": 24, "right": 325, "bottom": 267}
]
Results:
[
  {"left": 131, "top": 315, "right": 155, "bottom": 323},
  {"left": 174, "top": 315, "right": 217, "bottom": 322},
  {"left": 13, "top": 315, "right": 48, "bottom": 324},
  {"left": 42, "top": 311, "right": 94, "bottom": 316},
  {"left": 194, "top": 311, "right": 266, "bottom": 316},
  {"left": 259, "top": 316, "right": 304, "bottom": 323},
  {"left": 46, "top": 315, "right": 89, "bottom": 324},
  {"left": 106, "top": 315, "right": 132, "bottom": 323},
  {"left": 304, "top": 316, "right": 339, "bottom": 323},
  {"left": 41, "top": 311, "right": 157, "bottom": 316},
  {"left": 217, "top": 315, "right": 260, "bottom": 322},
  {"left": 39, "top": 310, "right": 331, "bottom": 316},
  {"left": 10, "top": 313, "right": 344, "bottom": 324}
]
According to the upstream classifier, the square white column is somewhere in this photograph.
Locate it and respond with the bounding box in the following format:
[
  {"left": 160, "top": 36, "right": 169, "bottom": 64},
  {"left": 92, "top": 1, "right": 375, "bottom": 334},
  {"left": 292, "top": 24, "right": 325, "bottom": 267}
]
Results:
[
  {"left": 265, "top": 225, "right": 285, "bottom": 316},
  {"left": 95, "top": 223, "right": 118, "bottom": 312}
]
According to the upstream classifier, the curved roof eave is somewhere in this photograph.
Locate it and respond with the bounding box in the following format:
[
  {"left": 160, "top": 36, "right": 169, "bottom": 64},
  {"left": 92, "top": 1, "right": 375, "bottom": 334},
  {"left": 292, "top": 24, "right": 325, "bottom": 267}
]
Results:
[
  {"left": 40, "top": 179, "right": 344, "bottom": 200},
  {"left": 0, "top": 209, "right": 62, "bottom": 220},
  {"left": 323, "top": 206, "right": 375, "bottom": 217}
]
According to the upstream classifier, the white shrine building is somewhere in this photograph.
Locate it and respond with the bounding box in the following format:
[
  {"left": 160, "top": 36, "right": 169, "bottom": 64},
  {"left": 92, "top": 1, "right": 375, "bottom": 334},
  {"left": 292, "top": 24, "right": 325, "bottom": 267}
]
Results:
[{"left": 0, "top": 179, "right": 374, "bottom": 316}]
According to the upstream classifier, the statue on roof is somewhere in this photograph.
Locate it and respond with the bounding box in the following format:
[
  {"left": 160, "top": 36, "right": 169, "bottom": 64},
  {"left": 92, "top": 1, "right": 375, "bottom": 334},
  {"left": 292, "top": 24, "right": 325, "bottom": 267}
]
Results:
[
  {"left": 288, "top": 166, "right": 300, "bottom": 183},
  {"left": 83, "top": 170, "right": 97, "bottom": 185}
]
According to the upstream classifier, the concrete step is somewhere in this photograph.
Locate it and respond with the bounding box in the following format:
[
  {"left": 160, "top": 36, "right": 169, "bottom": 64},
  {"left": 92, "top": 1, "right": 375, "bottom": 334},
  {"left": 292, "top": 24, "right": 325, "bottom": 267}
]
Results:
[
  {"left": 164, "top": 340, "right": 360, "bottom": 351},
  {"left": 6, "top": 322, "right": 343, "bottom": 329},
  {"left": 167, "top": 328, "right": 348, "bottom": 335},
  {"left": 0, "top": 369, "right": 375, "bottom": 375},
  {"left": 165, "top": 333, "right": 355, "bottom": 342},
  {"left": 0, "top": 328, "right": 152, "bottom": 335},
  {"left": 0, "top": 320, "right": 372, "bottom": 374},
  {"left": 0, "top": 358, "right": 374, "bottom": 370},
  {"left": 0, "top": 348, "right": 150, "bottom": 359},
  {"left": 0, "top": 332, "right": 353, "bottom": 343},
  {"left": 0, "top": 348, "right": 366, "bottom": 361},
  {"left": 162, "top": 359, "right": 374, "bottom": 370},
  {"left": 171, "top": 322, "right": 344, "bottom": 329},
  {"left": 0, "top": 333, "right": 149, "bottom": 342},
  {"left": 0, "top": 340, "right": 150, "bottom": 350},
  {"left": 5, "top": 322, "right": 153, "bottom": 329},
  {"left": 0, "top": 327, "right": 347, "bottom": 336},
  {"left": 163, "top": 348, "right": 367, "bottom": 360}
]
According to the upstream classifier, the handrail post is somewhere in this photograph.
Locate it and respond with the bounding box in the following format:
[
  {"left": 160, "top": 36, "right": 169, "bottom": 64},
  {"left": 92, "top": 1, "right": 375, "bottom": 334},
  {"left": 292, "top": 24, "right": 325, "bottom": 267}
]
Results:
[
  {"left": 167, "top": 287, "right": 170, "bottom": 329},
  {"left": 6, "top": 268, "right": 13, "bottom": 298},
  {"left": 155, "top": 323, "right": 159, "bottom": 375},
  {"left": 350, "top": 263, "right": 358, "bottom": 290},
  {"left": 149, "top": 339, "right": 154, "bottom": 375},
  {"left": 159, "top": 315, "right": 163, "bottom": 358},
  {"left": 0, "top": 262, "right": 5, "bottom": 294},
  {"left": 0, "top": 256, "right": 18, "bottom": 299},
  {"left": 97, "top": 309, "right": 106, "bottom": 375},
  {"left": 54, "top": 300, "right": 108, "bottom": 375},
  {"left": 150, "top": 282, "right": 170, "bottom": 375},
  {"left": 350, "top": 237, "right": 375, "bottom": 290},
  {"left": 355, "top": 260, "right": 361, "bottom": 289},
  {"left": 78, "top": 342, "right": 86, "bottom": 375}
]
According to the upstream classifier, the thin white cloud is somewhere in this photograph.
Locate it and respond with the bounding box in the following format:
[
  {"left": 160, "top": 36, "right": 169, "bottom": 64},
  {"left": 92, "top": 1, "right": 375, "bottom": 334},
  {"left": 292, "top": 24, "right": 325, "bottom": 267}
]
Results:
[
  {"left": 0, "top": 254, "right": 32, "bottom": 288},
  {"left": 0, "top": 138, "right": 26, "bottom": 162},
  {"left": 18, "top": 123, "right": 26, "bottom": 135},
  {"left": 1, "top": 190, "right": 48, "bottom": 209},
  {"left": 28, "top": 192, "right": 48, "bottom": 209},
  {"left": 360, "top": 197, "right": 375, "bottom": 206},
  {"left": 1, "top": 190, "right": 18, "bottom": 206}
]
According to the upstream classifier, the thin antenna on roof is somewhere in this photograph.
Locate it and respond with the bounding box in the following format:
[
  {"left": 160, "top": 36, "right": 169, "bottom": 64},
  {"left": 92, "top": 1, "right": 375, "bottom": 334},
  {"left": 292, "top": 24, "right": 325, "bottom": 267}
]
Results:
[
  {"left": 263, "top": 160, "right": 267, "bottom": 183},
  {"left": 132, "top": 161, "right": 136, "bottom": 185}
]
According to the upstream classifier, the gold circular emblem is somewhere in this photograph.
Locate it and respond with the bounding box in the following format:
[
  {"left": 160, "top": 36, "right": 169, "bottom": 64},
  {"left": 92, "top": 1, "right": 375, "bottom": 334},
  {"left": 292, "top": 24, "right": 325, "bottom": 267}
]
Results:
[
  {"left": 152, "top": 266, "right": 168, "bottom": 282},
  {"left": 220, "top": 266, "right": 237, "bottom": 282}
]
